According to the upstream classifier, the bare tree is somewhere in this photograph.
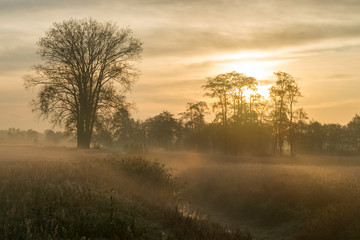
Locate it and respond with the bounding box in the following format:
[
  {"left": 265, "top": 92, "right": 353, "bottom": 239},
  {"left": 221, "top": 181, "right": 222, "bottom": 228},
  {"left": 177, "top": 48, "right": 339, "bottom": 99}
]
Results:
[
  {"left": 269, "top": 71, "right": 301, "bottom": 155},
  {"left": 24, "top": 18, "right": 142, "bottom": 148}
]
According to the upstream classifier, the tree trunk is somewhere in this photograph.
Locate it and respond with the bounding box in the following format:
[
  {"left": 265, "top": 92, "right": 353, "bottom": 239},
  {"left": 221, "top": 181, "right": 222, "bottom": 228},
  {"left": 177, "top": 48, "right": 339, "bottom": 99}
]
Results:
[
  {"left": 289, "top": 122, "right": 295, "bottom": 157},
  {"left": 77, "top": 131, "right": 91, "bottom": 148},
  {"left": 290, "top": 135, "right": 294, "bottom": 157},
  {"left": 278, "top": 130, "right": 283, "bottom": 154},
  {"left": 76, "top": 117, "right": 91, "bottom": 149}
]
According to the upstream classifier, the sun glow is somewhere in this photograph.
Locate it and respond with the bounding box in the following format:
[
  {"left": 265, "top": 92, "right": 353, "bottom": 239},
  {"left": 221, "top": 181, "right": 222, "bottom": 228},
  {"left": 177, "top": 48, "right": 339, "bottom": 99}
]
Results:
[
  {"left": 209, "top": 50, "right": 293, "bottom": 81},
  {"left": 219, "top": 60, "right": 279, "bottom": 80},
  {"left": 243, "top": 85, "right": 271, "bottom": 101},
  {"left": 213, "top": 54, "right": 286, "bottom": 101}
]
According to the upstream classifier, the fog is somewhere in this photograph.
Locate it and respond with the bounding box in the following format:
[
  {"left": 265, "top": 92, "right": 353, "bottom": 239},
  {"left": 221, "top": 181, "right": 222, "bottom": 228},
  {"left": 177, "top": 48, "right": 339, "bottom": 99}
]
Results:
[
  {"left": 150, "top": 150, "right": 360, "bottom": 239},
  {"left": 1, "top": 142, "right": 360, "bottom": 239}
]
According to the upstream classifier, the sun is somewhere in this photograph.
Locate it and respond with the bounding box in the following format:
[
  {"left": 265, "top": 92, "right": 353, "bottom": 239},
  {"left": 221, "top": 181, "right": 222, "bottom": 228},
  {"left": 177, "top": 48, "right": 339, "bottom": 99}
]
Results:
[
  {"left": 209, "top": 50, "right": 292, "bottom": 86},
  {"left": 243, "top": 85, "right": 271, "bottom": 100},
  {"left": 215, "top": 58, "right": 281, "bottom": 100},
  {"left": 256, "top": 85, "right": 271, "bottom": 99},
  {"left": 218, "top": 60, "right": 277, "bottom": 80},
  {"left": 209, "top": 51, "right": 281, "bottom": 80},
  {"left": 205, "top": 51, "right": 288, "bottom": 100}
]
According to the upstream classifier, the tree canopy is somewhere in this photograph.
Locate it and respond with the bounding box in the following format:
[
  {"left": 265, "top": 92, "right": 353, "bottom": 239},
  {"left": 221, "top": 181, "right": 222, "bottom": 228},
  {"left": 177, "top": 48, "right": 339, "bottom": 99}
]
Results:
[{"left": 202, "top": 71, "right": 258, "bottom": 127}]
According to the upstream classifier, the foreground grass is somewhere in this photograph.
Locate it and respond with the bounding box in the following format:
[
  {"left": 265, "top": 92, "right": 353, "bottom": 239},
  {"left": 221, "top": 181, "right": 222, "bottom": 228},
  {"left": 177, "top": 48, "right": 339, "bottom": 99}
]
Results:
[
  {"left": 0, "top": 150, "right": 251, "bottom": 239},
  {"left": 177, "top": 155, "right": 360, "bottom": 240},
  {"left": 4, "top": 146, "right": 360, "bottom": 239}
]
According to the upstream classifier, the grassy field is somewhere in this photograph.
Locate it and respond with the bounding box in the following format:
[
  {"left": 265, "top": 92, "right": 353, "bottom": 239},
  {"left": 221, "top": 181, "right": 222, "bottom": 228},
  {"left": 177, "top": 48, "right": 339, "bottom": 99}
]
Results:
[
  {"left": 0, "top": 144, "right": 251, "bottom": 239},
  {"left": 2, "top": 145, "right": 360, "bottom": 239},
  {"left": 149, "top": 151, "right": 360, "bottom": 240}
]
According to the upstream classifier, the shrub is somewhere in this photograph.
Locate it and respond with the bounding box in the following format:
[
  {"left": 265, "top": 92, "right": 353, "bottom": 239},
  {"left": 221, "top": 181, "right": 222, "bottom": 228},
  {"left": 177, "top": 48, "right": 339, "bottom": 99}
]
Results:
[{"left": 119, "top": 156, "right": 174, "bottom": 185}]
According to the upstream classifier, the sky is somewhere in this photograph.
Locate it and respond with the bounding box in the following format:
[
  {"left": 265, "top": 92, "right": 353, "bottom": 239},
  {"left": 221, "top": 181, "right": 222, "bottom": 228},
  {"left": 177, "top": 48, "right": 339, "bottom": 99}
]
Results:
[{"left": 1, "top": 0, "right": 360, "bottom": 131}]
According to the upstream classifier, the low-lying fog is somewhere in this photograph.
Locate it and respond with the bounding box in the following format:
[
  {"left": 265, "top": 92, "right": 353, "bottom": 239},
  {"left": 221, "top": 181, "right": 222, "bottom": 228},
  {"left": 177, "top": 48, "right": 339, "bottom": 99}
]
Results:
[{"left": 2, "top": 143, "right": 360, "bottom": 240}]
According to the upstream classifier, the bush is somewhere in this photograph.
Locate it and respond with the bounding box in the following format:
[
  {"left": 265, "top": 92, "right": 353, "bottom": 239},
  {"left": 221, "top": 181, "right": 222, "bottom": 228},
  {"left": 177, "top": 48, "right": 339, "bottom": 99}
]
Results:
[{"left": 118, "top": 156, "right": 176, "bottom": 187}]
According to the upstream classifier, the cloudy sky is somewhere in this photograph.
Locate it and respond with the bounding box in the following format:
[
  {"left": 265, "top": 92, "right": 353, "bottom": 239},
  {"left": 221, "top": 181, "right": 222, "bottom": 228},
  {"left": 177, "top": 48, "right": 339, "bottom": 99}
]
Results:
[{"left": 1, "top": 0, "right": 360, "bottom": 130}]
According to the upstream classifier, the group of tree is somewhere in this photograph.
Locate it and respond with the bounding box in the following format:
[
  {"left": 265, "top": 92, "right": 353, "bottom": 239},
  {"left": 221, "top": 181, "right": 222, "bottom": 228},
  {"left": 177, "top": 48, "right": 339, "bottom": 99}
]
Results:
[
  {"left": 0, "top": 128, "right": 67, "bottom": 146},
  {"left": 90, "top": 104, "right": 360, "bottom": 156},
  {"left": 24, "top": 18, "right": 360, "bottom": 156},
  {"left": 295, "top": 115, "right": 360, "bottom": 155}
]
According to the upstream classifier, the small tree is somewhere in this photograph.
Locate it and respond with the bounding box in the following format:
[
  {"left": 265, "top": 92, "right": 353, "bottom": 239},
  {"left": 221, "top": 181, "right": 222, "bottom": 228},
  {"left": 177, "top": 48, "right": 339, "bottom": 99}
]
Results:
[
  {"left": 145, "top": 111, "right": 181, "bottom": 149},
  {"left": 180, "top": 101, "right": 209, "bottom": 149},
  {"left": 25, "top": 18, "right": 142, "bottom": 148},
  {"left": 180, "top": 101, "right": 208, "bottom": 133}
]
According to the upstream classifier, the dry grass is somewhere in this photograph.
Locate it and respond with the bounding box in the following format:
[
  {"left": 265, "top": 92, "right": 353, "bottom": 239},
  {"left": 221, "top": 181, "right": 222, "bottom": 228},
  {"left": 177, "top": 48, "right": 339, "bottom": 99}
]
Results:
[
  {"left": 3, "top": 145, "right": 360, "bottom": 239},
  {"left": 0, "top": 145, "right": 251, "bottom": 239},
  {"left": 149, "top": 151, "right": 360, "bottom": 240},
  {"left": 171, "top": 156, "right": 360, "bottom": 240}
]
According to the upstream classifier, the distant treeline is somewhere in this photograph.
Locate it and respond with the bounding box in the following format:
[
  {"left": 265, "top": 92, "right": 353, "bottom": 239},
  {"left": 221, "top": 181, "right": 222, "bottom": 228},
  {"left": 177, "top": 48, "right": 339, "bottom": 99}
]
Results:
[
  {"left": 0, "top": 128, "right": 70, "bottom": 146},
  {"left": 91, "top": 108, "right": 360, "bottom": 156}
]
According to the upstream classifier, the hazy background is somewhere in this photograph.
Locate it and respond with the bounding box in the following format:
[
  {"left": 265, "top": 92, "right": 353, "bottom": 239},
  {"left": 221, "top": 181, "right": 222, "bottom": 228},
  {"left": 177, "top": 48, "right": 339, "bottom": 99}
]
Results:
[{"left": 1, "top": 0, "right": 360, "bottom": 130}]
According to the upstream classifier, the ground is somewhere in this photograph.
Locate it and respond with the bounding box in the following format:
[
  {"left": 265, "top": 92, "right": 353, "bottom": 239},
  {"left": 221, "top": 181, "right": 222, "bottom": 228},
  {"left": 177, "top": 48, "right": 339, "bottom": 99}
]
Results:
[{"left": 1, "top": 143, "right": 360, "bottom": 239}]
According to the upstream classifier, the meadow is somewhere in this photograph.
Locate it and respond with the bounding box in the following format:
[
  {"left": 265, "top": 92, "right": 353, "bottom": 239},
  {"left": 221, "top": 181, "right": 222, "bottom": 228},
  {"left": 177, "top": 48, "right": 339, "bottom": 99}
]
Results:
[
  {"left": 1, "top": 144, "right": 360, "bottom": 239},
  {"left": 0, "top": 144, "right": 250, "bottom": 239},
  {"left": 150, "top": 151, "right": 360, "bottom": 240}
]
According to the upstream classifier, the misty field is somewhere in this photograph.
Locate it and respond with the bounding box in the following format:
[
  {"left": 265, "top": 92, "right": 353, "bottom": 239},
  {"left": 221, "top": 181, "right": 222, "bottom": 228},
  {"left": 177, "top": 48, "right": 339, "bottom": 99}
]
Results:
[
  {"left": 150, "top": 151, "right": 360, "bottom": 240},
  {"left": 1, "top": 145, "right": 360, "bottom": 239},
  {"left": 0, "top": 144, "right": 250, "bottom": 240}
]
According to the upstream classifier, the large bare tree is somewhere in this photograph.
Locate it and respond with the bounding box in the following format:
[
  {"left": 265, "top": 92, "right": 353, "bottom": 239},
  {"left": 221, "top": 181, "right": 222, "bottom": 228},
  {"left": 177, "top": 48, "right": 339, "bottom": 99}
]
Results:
[{"left": 25, "top": 18, "right": 142, "bottom": 148}]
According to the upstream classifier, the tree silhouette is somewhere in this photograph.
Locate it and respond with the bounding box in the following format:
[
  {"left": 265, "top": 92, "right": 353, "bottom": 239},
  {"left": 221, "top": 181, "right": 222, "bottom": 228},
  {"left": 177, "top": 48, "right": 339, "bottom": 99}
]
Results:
[
  {"left": 286, "top": 77, "right": 302, "bottom": 156},
  {"left": 180, "top": 101, "right": 209, "bottom": 149},
  {"left": 229, "top": 72, "right": 257, "bottom": 125},
  {"left": 24, "top": 18, "right": 142, "bottom": 148},
  {"left": 203, "top": 73, "right": 232, "bottom": 127},
  {"left": 203, "top": 71, "right": 258, "bottom": 126},
  {"left": 145, "top": 111, "right": 180, "bottom": 149},
  {"left": 180, "top": 101, "right": 208, "bottom": 133},
  {"left": 269, "top": 71, "right": 301, "bottom": 155},
  {"left": 347, "top": 114, "right": 360, "bottom": 152}
]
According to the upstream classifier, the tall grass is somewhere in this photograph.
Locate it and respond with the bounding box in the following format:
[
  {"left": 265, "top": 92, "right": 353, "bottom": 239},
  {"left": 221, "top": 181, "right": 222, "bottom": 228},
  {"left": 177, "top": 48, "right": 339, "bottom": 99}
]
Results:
[
  {"left": 0, "top": 150, "right": 251, "bottom": 239},
  {"left": 179, "top": 160, "right": 360, "bottom": 240}
]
